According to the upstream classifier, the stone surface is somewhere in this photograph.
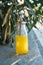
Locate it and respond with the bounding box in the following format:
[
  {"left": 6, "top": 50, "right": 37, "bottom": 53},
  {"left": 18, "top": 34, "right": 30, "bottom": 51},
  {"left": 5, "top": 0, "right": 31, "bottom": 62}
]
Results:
[
  {"left": 33, "top": 28, "right": 43, "bottom": 58},
  {"left": 0, "top": 29, "right": 43, "bottom": 65},
  {"left": 33, "top": 28, "right": 43, "bottom": 47}
]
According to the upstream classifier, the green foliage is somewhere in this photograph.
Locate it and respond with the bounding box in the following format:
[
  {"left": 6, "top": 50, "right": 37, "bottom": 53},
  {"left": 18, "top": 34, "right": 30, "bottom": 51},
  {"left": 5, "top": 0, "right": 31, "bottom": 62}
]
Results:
[{"left": 0, "top": 0, "right": 43, "bottom": 33}]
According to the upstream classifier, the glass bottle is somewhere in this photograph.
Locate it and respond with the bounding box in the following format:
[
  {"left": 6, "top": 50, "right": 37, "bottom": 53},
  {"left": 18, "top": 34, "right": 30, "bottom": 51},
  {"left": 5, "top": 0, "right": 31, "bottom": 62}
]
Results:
[{"left": 15, "top": 18, "right": 28, "bottom": 55}]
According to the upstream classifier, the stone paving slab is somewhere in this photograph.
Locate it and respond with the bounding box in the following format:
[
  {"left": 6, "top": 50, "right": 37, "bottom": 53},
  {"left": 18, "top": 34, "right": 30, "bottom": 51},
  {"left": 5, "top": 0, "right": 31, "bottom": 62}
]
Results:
[
  {"left": 33, "top": 28, "right": 43, "bottom": 47},
  {"left": 33, "top": 28, "right": 43, "bottom": 58},
  {"left": 0, "top": 29, "right": 43, "bottom": 65}
]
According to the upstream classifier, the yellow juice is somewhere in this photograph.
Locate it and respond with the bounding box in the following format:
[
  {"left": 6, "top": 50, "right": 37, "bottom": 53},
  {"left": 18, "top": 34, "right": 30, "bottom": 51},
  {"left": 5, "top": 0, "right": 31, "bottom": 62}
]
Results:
[{"left": 15, "top": 36, "right": 28, "bottom": 54}]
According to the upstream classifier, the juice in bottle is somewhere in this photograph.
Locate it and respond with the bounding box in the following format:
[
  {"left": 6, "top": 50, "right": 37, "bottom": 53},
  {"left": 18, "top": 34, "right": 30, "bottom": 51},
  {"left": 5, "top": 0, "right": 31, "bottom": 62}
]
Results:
[{"left": 16, "top": 35, "right": 28, "bottom": 54}]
